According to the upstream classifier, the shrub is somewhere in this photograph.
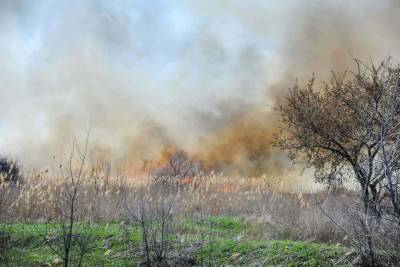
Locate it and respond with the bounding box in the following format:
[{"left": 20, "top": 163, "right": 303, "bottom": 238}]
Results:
[{"left": 0, "top": 157, "right": 22, "bottom": 184}]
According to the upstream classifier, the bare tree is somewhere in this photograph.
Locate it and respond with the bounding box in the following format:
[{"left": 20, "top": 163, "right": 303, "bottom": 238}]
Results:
[
  {"left": 38, "top": 130, "right": 93, "bottom": 267},
  {"left": 154, "top": 149, "right": 201, "bottom": 186},
  {"left": 276, "top": 58, "right": 400, "bottom": 266}
]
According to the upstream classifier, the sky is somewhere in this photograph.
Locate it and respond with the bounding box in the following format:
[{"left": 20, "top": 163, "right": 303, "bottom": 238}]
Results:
[{"left": 1, "top": 0, "right": 400, "bottom": 185}]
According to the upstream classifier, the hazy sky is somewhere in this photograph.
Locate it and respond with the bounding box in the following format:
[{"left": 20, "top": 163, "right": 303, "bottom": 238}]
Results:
[
  {"left": 0, "top": 0, "right": 282, "bottom": 159},
  {"left": 1, "top": 0, "right": 400, "bottom": 173}
]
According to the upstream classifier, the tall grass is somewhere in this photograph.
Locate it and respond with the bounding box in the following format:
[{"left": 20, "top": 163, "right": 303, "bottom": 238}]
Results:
[{"left": 0, "top": 170, "right": 349, "bottom": 243}]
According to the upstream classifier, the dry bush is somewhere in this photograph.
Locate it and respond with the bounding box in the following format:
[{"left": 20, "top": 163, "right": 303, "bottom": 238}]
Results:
[{"left": 124, "top": 183, "right": 199, "bottom": 266}]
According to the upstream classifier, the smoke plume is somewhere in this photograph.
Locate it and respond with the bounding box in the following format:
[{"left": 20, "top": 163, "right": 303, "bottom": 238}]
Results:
[{"left": 1, "top": 1, "right": 400, "bottom": 189}]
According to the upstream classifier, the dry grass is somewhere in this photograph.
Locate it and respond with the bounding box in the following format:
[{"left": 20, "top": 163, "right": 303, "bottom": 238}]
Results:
[{"left": 0, "top": 171, "right": 350, "bottom": 244}]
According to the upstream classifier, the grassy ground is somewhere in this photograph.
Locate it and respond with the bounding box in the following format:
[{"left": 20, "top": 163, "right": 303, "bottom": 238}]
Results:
[{"left": 0, "top": 217, "right": 355, "bottom": 266}]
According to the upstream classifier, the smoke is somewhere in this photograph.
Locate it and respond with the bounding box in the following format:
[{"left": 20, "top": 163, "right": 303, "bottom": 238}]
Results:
[{"left": 1, "top": 1, "right": 400, "bottom": 189}]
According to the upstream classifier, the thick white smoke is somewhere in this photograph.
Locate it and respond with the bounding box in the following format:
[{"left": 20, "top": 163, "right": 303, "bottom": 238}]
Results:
[{"left": 0, "top": 1, "right": 400, "bottom": 190}]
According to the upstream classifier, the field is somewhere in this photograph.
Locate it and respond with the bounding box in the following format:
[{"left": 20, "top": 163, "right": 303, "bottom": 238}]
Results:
[
  {"left": 0, "top": 171, "right": 362, "bottom": 266},
  {"left": 4, "top": 0, "right": 400, "bottom": 266},
  {"left": 1, "top": 217, "right": 355, "bottom": 266}
]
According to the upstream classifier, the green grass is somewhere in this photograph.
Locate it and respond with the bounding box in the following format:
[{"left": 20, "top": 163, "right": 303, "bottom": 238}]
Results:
[
  {"left": 196, "top": 239, "right": 352, "bottom": 266},
  {"left": 1, "top": 222, "right": 140, "bottom": 266},
  {"left": 0, "top": 217, "right": 354, "bottom": 266}
]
